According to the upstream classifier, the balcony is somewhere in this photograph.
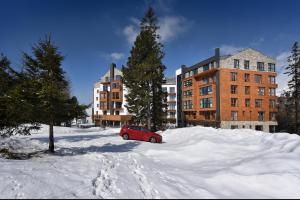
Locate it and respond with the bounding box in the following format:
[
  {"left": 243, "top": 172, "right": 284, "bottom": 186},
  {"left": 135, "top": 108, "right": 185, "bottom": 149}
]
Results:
[
  {"left": 93, "top": 114, "right": 132, "bottom": 122},
  {"left": 194, "top": 68, "right": 218, "bottom": 78}
]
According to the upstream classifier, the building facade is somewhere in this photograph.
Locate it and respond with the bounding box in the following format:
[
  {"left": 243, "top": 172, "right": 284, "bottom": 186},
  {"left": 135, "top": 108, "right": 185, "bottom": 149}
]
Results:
[
  {"left": 92, "top": 64, "right": 132, "bottom": 127},
  {"left": 176, "top": 48, "right": 278, "bottom": 132},
  {"left": 162, "top": 77, "right": 177, "bottom": 126}
]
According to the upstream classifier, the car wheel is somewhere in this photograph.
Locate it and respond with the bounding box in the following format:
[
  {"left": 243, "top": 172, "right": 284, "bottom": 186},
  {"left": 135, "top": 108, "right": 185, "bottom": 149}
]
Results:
[
  {"left": 150, "top": 137, "right": 156, "bottom": 143},
  {"left": 123, "top": 134, "right": 129, "bottom": 140}
]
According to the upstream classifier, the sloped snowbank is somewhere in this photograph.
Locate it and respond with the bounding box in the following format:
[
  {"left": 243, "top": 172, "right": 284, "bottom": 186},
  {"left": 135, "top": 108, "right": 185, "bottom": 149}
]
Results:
[{"left": 1, "top": 125, "right": 300, "bottom": 198}]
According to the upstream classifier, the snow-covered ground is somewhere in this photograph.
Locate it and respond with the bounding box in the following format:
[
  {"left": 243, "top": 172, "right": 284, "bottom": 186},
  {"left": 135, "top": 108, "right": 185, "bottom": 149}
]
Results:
[{"left": 1, "top": 125, "right": 300, "bottom": 199}]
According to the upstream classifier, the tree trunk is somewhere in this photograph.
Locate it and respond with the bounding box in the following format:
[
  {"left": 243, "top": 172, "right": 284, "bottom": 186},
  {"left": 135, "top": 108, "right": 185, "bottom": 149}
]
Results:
[{"left": 49, "top": 123, "right": 54, "bottom": 153}]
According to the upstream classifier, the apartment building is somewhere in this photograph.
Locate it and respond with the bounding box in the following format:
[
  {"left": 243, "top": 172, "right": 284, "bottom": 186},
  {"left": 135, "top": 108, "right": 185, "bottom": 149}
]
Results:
[
  {"left": 176, "top": 48, "right": 278, "bottom": 133},
  {"left": 162, "top": 77, "right": 177, "bottom": 125},
  {"left": 92, "top": 64, "right": 132, "bottom": 127}
]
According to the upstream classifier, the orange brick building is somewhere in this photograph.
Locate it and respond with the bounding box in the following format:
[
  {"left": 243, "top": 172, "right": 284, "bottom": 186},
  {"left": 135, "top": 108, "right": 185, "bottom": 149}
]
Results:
[{"left": 176, "top": 48, "right": 278, "bottom": 132}]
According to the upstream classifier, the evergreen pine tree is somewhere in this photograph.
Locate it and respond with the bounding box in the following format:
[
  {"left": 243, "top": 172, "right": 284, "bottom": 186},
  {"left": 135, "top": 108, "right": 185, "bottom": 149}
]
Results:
[
  {"left": 0, "top": 54, "right": 39, "bottom": 137},
  {"left": 22, "top": 36, "right": 71, "bottom": 152},
  {"left": 285, "top": 42, "right": 300, "bottom": 134},
  {"left": 122, "top": 7, "right": 167, "bottom": 131}
]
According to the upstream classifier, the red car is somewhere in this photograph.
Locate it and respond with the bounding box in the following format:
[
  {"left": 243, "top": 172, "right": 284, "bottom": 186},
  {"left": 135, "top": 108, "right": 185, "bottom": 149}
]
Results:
[{"left": 120, "top": 125, "right": 162, "bottom": 143}]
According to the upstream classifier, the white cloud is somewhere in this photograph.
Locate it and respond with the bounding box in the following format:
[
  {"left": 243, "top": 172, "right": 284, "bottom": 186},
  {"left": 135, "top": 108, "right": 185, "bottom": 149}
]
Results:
[
  {"left": 110, "top": 52, "right": 124, "bottom": 61},
  {"left": 123, "top": 25, "right": 139, "bottom": 44},
  {"left": 219, "top": 45, "right": 244, "bottom": 55},
  {"left": 276, "top": 51, "right": 291, "bottom": 94},
  {"left": 122, "top": 15, "right": 191, "bottom": 44},
  {"left": 158, "top": 16, "right": 190, "bottom": 43},
  {"left": 101, "top": 52, "right": 125, "bottom": 62}
]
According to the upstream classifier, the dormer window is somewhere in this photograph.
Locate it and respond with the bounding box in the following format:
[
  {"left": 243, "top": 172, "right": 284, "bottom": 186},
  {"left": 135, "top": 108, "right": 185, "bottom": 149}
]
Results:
[
  {"left": 244, "top": 60, "right": 250, "bottom": 70},
  {"left": 234, "top": 59, "right": 240, "bottom": 68},
  {"left": 257, "top": 62, "right": 265, "bottom": 71},
  {"left": 268, "top": 63, "right": 276, "bottom": 72}
]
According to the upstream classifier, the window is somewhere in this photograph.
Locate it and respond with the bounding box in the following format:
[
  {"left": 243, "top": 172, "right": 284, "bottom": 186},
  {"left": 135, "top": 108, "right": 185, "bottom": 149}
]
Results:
[
  {"left": 231, "top": 125, "right": 238, "bottom": 129},
  {"left": 169, "top": 112, "right": 176, "bottom": 118},
  {"left": 210, "top": 62, "right": 215, "bottom": 69},
  {"left": 269, "top": 88, "right": 276, "bottom": 96},
  {"left": 115, "top": 75, "right": 122, "bottom": 80},
  {"left": 170, "top": 87, "right": 175, "bottom": 93},
  {"left": 269, "top": 76, "right": 276, "bottom": 84},
  {"left": 231, "top": 85, "right": 238, "bottom": 94},
  {"left": 268, "top": 63, "right": 276, "bottom": 72},
  {"left": 269, "top": 125, "right": 276, "bottom": 133},
  {"left": 112, "top": 82, "right": 120, "bottom": 89},
  {"left": 200, "top": 86, "right": 212, "bottom": 96},
  {"left": 162, "top": 87, "right": 167, "bottom": 92},
  {"left": 231, "top": 98, "right": 238, "bottom": 107},
  {"left": 202, "top": 76, "right": 209, "bottom": 84},
  {"left": 115, "top": 102, "right": 122, "bottom": 109},
  {"left": 103, "top": 85, "right": 108, "bottom": 91},
  {"left": 97, "top": 104, "right": 99, "bottom": 108},
  {"left": 255, "top": 125, "right": 263, "bottom": 131},
  {"left": 245, "top": 99, "right": 250, "bottom": 107},
  {"left": 257, "top": 62, "right": 265, "bottom": 71},
  {"left": 270, "top": 112, "right": 276, "bottom": 121},
  {"left": 244, "top": 73, "right": 250, "bottom": 82},
  {"left": 258, "top": 87, "right": 265, "bottom": 96},
  {"left": 169, "top": 94, "right": 176, "bottom": 100},
  {"left": 105, "top": 77, "right": 109, "bottom": 82},
  {"left": 184, "top": 79, "right": 193, "bottom": 87},
  {"left": 204, "top": 111, "right": 210, "bottom": 120},
  {"left": 97, "top": 90, "right": 99, "bottom": 93},
  {"left": 100, "top": 102, "right": 107, "bottom": 109},
  {"left": 269, "top": 99, "right": 276, "bottom": 108},
  {"left": 200, "top": 98, "right": 212, "bottom": 108},
  {"left": 255, "top": 99, "right": 262, "bottom": 108},
  {"left": 244, "top": 60, "right": 250, "bottom": 69},
  {"left": 183, "top": 90, "right": 192, "bottom": 97},
  {"left": 96, "top": 111, "right": 98, "bottom": 115},
  {"left": 231, "top": 111, "right": 238, "bottom": 121},
  {"left": 112, "top": 92, "right": 120, "bottom": 99},
  {"left": 258, "top": 112, "right": 265, "bottom": 121},
  {"left": 96, "top": 97, "right": 98, "bottom": 101},
  {"left": 168, "top": 103, "right": 176, "bottom": 110},
  {"left": 255, "top": 75, "right": 262, "bottom": 83},
  {"left": 100, "top": 93, "right": 107, "bottom": 99},
  {"left": 203, "top": 65, "right": 209, "bottom": 71},
  {"left": 234, "top": 59, "right": 240, "bottom": 68},
  {"left": 245, "top": 86, "right": 250, "bottom": 95},
  {"left": 192, "top": 69, "right": 198, "bottom": 76},
  {"left": 184, "top": 100, "right": 193, "bottom": 109},
  {"left": 231, "top": 72, "right": 237, "bottom": 81}
]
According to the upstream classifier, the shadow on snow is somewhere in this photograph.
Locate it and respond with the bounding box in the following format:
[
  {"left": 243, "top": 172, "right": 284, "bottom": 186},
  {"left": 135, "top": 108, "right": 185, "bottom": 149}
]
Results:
[
  {"left": 32, "top": 132, "right": 119, "bottom": 143},
  {"left": 54, "top": 141, "right": 141, "bottom": 156}
]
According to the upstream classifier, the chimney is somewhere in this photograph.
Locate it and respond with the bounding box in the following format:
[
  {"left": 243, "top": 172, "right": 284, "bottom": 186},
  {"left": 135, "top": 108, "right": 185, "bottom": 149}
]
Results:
[
  {"left": 110, "top": 63, "right": 116, "bottom": 81},
  {"left": 215, "top": 48, "right": 220, "bottom": 58}
]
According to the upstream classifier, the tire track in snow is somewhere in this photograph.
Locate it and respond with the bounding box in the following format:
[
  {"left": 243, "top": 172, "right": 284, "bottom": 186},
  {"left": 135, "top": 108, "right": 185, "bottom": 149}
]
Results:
[{"left": 128, "top": 154, "right": 160, "bottom": 199}]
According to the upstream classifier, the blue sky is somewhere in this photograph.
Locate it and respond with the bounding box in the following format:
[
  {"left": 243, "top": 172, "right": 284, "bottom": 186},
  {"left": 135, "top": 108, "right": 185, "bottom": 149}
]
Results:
[{"left": 1, "top": 0, "right": 300, "bottom": 104}]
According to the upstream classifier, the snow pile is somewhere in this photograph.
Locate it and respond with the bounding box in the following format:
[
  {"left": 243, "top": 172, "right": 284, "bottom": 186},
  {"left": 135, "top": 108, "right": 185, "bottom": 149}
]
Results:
[{"left": 1, "top": 125, "right": 300, "bottom": 198}]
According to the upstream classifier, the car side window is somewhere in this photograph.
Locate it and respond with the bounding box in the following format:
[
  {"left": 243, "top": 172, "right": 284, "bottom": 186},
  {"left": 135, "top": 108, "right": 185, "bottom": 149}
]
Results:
[{"left": 141, "top": 127, "right": 150, "bottom": 132}]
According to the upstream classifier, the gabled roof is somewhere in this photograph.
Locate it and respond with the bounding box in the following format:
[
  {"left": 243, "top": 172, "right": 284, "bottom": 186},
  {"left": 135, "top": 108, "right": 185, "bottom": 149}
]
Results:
[{"left": 220, "top": 48, "right": 276, "bottom": 61}]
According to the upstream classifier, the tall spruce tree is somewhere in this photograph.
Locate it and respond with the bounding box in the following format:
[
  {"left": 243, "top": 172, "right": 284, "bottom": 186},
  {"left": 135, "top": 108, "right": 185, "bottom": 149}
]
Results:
[
  {"left": 22, "top": 36, "right": 71, "bottom": 152},
  {"left": 285, "top": 42, "right": 300, "bottom": 134},
  {"left": 0, "top": 54, "right": 39, "bottom": 137},
  {"left": 122, "top": 7, "right": 167, "bottom": 131}
]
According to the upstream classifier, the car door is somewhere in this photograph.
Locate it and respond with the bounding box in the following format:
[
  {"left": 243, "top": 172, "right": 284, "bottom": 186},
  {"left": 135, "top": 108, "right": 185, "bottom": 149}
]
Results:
[
  {"left": 140, "top": 127, "right": 150, "bottom": 141},
  {"left": 129, "top": 126, "right": 139, "bottom": 140}
]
